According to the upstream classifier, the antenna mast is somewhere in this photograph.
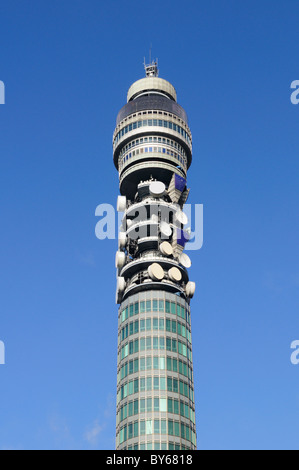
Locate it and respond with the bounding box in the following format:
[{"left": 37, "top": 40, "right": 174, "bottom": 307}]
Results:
[{"left": 144, "top": 47, "right": 159, "bottom": 77}]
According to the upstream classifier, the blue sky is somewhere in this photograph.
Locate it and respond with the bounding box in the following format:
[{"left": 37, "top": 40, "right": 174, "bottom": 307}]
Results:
[{"left": 0, "top": 0, "right": 299, "bottom": 450}]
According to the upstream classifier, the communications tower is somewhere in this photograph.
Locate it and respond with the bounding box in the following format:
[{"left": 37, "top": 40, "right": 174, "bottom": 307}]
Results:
[{"left": 114, "top": 62, "right": 197, "bottom": 450}]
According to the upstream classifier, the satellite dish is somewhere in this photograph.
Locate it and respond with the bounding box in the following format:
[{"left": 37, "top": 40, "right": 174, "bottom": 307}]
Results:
[
  {"left": 186, "top": 281, "right": 196, "bottom": 298},
  {"left": 148, "top": 263, "right": 164, "bottom": 281},
  {"left": 118, "top": 232, "right": 127, "bottom": 249},
  {"left": 126, "top": 219, "right": 133, "bottom": 228},
  {"left": 117, "top": 276, "right": 126, "bottom": 292},
  {"left": 117, "top": 195, "right": 127, "bottom": 212},
  {"left": 175, "top": 210, "right": 188, "bottom": 226},
  {"left": 149, "top": 181, "right": 166, "bottom": 198},
  {"left": 159, "top": 241, "right": 173, "bottom": 256},
  {"left": 179, "top": 253, "right": 192, "bottom": 269},
  {"left": 168, "top": 267, "right": 182, "bottom": 282},
  {"left": 115, "top": 251, "right": 126, "bottom": 269},
  {"left": 160, "top": 221, "right": 172, "bottom": 238}
]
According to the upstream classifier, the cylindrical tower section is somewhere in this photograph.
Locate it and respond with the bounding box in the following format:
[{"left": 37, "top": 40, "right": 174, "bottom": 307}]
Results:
[{"left": 114, "top": 63, "right": 197, "bottom": 451}]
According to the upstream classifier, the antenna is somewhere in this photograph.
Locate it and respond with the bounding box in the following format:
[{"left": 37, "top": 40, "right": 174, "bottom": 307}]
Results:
[{"left": 144, "top": 46, "right": 159, "bottom": 78}]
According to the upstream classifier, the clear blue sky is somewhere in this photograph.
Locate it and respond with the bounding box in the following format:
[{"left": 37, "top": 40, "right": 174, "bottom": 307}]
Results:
[{"left": 0, "top": 0, "right": 299, "bottom": 450}]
